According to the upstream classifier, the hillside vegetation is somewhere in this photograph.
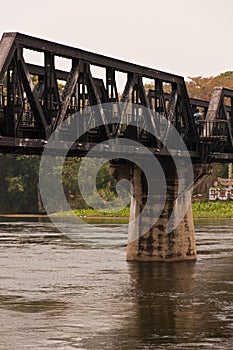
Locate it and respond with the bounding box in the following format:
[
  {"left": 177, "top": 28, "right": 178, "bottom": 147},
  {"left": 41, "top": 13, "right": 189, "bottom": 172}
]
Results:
[{"left": 186, "top": 71, "right": 233, "bottom": 100}]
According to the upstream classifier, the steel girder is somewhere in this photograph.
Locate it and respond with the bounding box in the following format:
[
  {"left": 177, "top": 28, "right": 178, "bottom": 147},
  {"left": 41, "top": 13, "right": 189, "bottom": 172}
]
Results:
[
  {"left": 0, "top": 32, "right": 199, "bottom": 147},
  {"left": 0, "top": 31, "right": 232, "bottom": 161}
]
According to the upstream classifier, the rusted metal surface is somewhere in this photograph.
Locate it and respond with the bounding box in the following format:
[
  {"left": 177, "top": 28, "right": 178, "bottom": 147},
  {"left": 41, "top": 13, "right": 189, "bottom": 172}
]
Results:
[{"left": 0, "top": 32, "right": 232, "bottom": 162}]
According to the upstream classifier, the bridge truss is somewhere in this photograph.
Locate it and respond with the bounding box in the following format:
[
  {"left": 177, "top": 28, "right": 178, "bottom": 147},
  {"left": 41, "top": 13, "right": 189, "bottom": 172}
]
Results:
[{"left": 0, "top": 32, "right": 232, "bottom": 162}]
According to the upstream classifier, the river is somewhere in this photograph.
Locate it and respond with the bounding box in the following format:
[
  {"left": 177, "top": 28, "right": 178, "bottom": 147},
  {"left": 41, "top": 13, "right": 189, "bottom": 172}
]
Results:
[{"left": 0, "top": 218, "right": 232, "bottom": 349}]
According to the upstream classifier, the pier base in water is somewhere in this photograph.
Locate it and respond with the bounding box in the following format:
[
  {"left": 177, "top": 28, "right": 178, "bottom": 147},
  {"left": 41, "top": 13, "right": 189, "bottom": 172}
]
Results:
[{"left": 110, "top": 161, "right": 197, "bottom": 262}]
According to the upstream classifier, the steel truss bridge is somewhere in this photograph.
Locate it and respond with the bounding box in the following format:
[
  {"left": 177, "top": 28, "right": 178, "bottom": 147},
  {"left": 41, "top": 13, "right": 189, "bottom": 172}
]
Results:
[{"left": 0, "top": 32, "right": 233, "bottom": 163}]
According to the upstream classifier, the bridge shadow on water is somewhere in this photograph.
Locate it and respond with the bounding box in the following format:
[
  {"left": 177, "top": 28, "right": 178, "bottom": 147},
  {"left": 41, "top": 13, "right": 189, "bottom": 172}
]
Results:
[
  {"left": 122, "top": 262, "right": 199, "bottom": 348},
  {"left": 82, "top": 259, "right": 232, "bottom": 350}
]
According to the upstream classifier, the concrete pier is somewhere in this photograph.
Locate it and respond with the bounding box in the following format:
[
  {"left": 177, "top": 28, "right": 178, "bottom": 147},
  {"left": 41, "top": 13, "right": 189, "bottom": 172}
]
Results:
[{"left": 110, "top": 160, "right": 197, "bottom": 262}]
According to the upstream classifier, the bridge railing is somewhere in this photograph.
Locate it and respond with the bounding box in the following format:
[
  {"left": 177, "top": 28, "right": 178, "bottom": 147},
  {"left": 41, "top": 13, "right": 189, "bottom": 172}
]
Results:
[
  {"left": 0, "top": 84, "right": 3, "bottom": 116},
  {"left": 198, "top": 120, "right": 229, "bottom": 141}
]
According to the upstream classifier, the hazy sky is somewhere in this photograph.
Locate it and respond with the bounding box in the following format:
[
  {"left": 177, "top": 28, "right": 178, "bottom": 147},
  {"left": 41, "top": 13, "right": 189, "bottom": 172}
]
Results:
[{"left": 1, "top": 0, "right": 233, "bottom": 78}]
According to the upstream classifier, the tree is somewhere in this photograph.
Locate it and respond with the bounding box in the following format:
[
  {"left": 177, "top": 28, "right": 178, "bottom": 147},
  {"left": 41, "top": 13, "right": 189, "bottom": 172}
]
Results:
[
  {"left": 186, "top": 71, "right": 233, "bottom": 100},
  {"left": 0, "top": 154, "right": 40, "bottom": 213}
]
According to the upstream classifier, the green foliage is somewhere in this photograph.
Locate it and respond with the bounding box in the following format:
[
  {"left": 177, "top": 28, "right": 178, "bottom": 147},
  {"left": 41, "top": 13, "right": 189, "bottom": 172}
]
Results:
[
  {"left": 61, "top": 158, "right": 118, "bottom": 209},
  {"left": 1, "top": 154, "right": 233, "bottom": 217},
  {"left": 54, "top": 201, "right": 233, "bottom": 219},
  {"left": 73, "top": 206, "right": 130, "bottom": 217},
  {"left": 0, "top": 154, "right": 40, "bottom": 213},
  {"left": 0, "top": 154, "right": 119, "bottom": 214},
  {"left": 192, "top": 201, "right": 233, "bottom": 218},
  {"left": 6, "top": 176, "right": 24, "bottom": 193}
]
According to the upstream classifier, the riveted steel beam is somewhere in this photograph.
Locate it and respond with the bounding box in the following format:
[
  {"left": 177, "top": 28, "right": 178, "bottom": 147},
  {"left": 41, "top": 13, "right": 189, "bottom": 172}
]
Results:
[{"left": 2, "top": 32, "right": 183, "bottom": 84}]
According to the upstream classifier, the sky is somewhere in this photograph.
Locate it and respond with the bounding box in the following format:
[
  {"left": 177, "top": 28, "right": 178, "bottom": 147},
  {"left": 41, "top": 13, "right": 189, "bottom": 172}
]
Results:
[{"left": 1, "top": 0, "right": 233, "bottom": 79}]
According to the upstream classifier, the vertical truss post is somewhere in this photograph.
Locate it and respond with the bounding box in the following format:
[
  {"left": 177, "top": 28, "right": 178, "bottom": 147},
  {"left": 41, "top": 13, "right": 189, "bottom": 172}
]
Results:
[
  {"left": 231, "top": 97, "right": 233, "bottom": 133},
  {"left": 155, "top": 78, "right": 166, "bottom": 114},
  {"left": 137, "top": 75, "right": 158, "bottom": 148},
  {"left": 113, "top": 73, "right": 135, "bottom": 137},
  {"left": 106, "top": 67, "right": 114, "bottom": 102},
  {"left": 0, "top": 84, "right": 3, "bottom": 114},
  {"left": 85, "top": 64, "right": 110, "bottom": 139},
  {"left": 106, "top": 67, "right": 122, "bottom": 136},
  {"left": 44, "top": 52, "right": 60, "bottom": 126},
  {"left": 6, "top": 63, "right": 16, "bottom": 136}
]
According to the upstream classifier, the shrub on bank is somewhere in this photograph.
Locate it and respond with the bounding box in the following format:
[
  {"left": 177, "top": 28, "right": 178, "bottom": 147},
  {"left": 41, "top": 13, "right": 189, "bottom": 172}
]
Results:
[
  {"left": 192, "top": 201, "right": 233, "bottom": 218},
  {"left": 53, "top": 201, "right": 233, "bottom": 219}
]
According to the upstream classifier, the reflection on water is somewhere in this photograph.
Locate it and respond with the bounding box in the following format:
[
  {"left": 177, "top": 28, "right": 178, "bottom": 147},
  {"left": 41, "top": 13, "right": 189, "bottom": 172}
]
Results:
[{"left": 0, "top": 218, "right": 232, "bottom": 349}]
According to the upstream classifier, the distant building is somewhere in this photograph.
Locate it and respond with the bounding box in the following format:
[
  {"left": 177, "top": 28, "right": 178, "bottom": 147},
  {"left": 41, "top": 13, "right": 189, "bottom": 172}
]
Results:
[{"left": 209, "top": 164, "right": 233, "bottom": 200}]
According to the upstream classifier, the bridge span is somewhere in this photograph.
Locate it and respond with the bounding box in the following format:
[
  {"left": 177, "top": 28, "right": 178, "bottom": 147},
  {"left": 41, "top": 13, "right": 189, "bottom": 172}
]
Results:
[{"left": 0, "top": 32, "right": 233, "bottom": 261}]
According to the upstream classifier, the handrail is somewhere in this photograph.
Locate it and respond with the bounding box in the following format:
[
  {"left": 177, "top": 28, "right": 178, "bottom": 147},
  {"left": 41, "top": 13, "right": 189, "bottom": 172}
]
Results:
[{"left": 198, "top": 119, "right": 229, "bottom": 139}]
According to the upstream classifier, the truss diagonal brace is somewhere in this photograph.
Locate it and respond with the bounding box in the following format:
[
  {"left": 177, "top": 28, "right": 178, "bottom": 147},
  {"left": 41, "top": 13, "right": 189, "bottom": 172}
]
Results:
[
  {"left": 137, "top": 76, "right": 159, "bottom": 137},
  {"left": 17, "top": 51, "right": 49, "bottom": 136},
  {"left": 160, "top": 89, "right": 179, "bottom": 145},
  {"left": 85, "top": 67, "right": 110, "bottom": 138},
  {"left": 53, "top": 60, "right": 80, "bottom": 131},
  {"left": 113, "top": 73, "right": 136, "bottom": 137}
]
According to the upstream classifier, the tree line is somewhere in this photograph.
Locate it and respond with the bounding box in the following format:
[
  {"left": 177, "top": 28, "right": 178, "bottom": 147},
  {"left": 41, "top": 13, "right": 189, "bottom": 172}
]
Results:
[{"left": 0, "top": 155, "right": 117, "bottom": 214}]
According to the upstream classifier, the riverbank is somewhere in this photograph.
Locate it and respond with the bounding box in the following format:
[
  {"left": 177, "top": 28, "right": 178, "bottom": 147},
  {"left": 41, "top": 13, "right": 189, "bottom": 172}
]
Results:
[
  {"left": 0, "top": 201, "right": 232, "bottom": 221},
  {"left": 59, "top": 201, "right": 233, "bottom": 219}
]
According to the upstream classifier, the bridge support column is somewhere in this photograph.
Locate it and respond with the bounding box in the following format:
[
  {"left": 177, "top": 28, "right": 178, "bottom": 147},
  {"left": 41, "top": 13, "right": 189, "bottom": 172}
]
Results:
[{"left": 110, "top": 161, "right": 197, "bottom": 262}]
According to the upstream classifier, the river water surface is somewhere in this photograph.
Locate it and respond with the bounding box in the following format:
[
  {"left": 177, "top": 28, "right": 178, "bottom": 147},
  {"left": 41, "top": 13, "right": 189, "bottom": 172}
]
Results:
[{"left": 0, "top": 218, "right": 232, "bottom": 349}]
